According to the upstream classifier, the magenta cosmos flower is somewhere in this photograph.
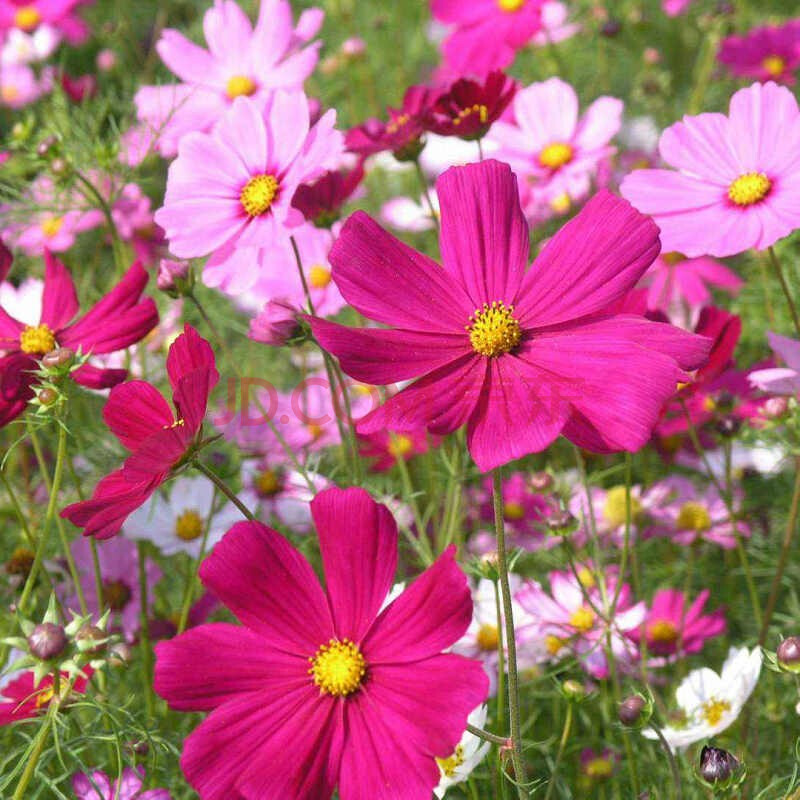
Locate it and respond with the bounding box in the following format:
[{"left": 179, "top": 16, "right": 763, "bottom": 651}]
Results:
[
  {"left": 155, "top": 92, "right": 342, "bottom": 280},
  {"left": 154, "top": 487, "right": 488, "bottom": 799},
  {"left": 621, "top": 81, "right": 800, "bottom": 257},
  {"left": 718, "top": 21, "right": 800, "bottom": 85},
  {"left": 72, "top": 767, "right": 170, "bottom": 800},
  {"left": 135, "top": 0, "right": 322, "bottom": 157},
  {"left": 0, "top": 247, "right": 157, "bottom": 428},
  {"left": 61, "top": 325, "right": 219, "bottom": 539},
  {"left": 431, "top": 0, "right": 544, "bottom": 77},
  {"left": 309, "top": 159, "right": 709, "bottom": 471},
  {"left": 0, "top": 0, "right": 91, "bottom": 45}
]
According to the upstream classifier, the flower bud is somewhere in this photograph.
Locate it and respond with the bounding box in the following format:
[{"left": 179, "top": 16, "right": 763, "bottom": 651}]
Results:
[
  {"left": 36, "top": 135, "right": 58, "bottom": 158},
  {"left": 547, "top": 509, "right": 576, "bottom": 532},
  {"left": 763, "top": 396, "right": 789, "bottom": 419},
  {"left": 249, "top": 300, "right": 302, "bottom": 347},
  {"left": 96, "top": 49, "right": 117, "bottom": 71},
  {"left": 76, "top": 623, "right": 107, "bottom": 656},
  {"left": 28, "top": 622, "right": 68, "bottom": 661},
  {"left": 699, "top": 745, "right": 740, "bottom": 785},
  {"left": 109, "top": 642, "right": 133, "bottom": 667},
  {"left": 41, "top": 347, "right": 75, "bottom": 369},
  {"left": 341, "top": 37, "right": 366, "bottom": 58},
  {"left": 529, "top": 471, "right": 553, "bottom": 492},
  {"left": 601, "top": 19, "right": 621, "bottom": 37},
  {"left": 157, "top": 258, "right": 192, "bottom": 296},
  {"left": 37, "top": 387, "right": 58, "bottom": 406},
  {"left": 643, "top": 48, "right": 661, "bottom": 65},
  {"left": 777, "top": 637, "right": 800, "bottom": 672},
  {"left": 562, "top": 679, "right": 586, "bottom": 701},
  {"left": 618, "top": 694, "right": 646, "bottom": 727},
  {"left": 50, "top": 157, "right": 70, "bottom": 176},
  {"left": 714, "top": 415, "right": 741, "bottom": 438}
]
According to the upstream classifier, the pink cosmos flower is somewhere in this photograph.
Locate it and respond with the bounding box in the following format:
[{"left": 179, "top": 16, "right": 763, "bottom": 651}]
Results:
[
  {"left": 489, "top": 78, "right": 623, "bottom": 209},
  {"left": 134, "top": 0, "right": 322, "bottom": 158},
  {"left": 61, "top": 325, "right": 219, "bottom": 539},
  {"left": 358, "top": 429, "right": 435, "bottom": 472},
  {"left": 718, "top": 21, "right": 800, "bottom": 85},
  {"left": 154, "top": 487, "right": 488, "bottom": 799},
  {"left": 629, "top": 588, "right": 725, "bottom": 659},
  {"left": 621, "top": 82, "right": 800, "bottom": 257},
  {"left": 568, "top": 483, "right": 658, "bottom": 548},
  {"left": 309, "top": 159, "right": 709, "bottom": 472},
  {"left": 0, "top": 247, "right": 158, "bottom": 428},
  {"left": 72, "top": 767, "right": 170, "bottom": 800},
  {"left": 662, "top": 0, "right": 693, "bottom": 16},
  {"left": 155, "top": 92, "right": 342, "bottom": 276},
  {"left": 531, "top": 1, "right": 579, "bottom": 46},
  {"left": 109, "top": 182, "right": 166, "bottom": 267},
  {"left": 0, "top": 669, "right": 90, "bottom": 726},
  {"left": 0, "top": 0, "right": 91, "bottom": 45},
  {"left": 0, "top": 61, "right": 45, "bottom": 107},
  {"left": 63, "top": 536, "right": 161, "bottom": 641},
  {"left": 749, "top": 331, "right": 800, "bottom": 395},
  {"left": 431, "top": 0, "right": 545, "bottom": 77}
]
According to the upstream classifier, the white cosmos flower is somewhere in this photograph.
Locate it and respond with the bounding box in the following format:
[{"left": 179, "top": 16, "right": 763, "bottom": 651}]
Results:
[
  {"left": 434, "top": 705, "right": 491, "bottom": 798},
  {"left": 380, "top": 192, "right": 438, "bottom": 233},
  {"left": 123, "top": 476, "right": 242, "bottom": 557},
  {"left": 644, "top": 646, "right": 762, "bottom": 750}
]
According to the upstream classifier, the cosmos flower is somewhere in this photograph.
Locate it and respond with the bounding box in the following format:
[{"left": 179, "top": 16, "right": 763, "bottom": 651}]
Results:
[
  {"left": 134, "top": 0, "right": 323, "bottom": 158},
  {"left": 358, "top": 429, "right": 435, "bottom": 473},
  {"left": 434, "top": 705, "right": 491, "bottom": 798},
  {"left": 643, "top": 646, "right": 762, "bottom": 750},
  {"left": 0, "top": 61, "right": 47, "bottom": 107},
  {"left": 0, "top": 0, "right": 91, "bottom": 45},
  {"left": 291, "top": 161, "right": 365, "bottom": 228},
  {"left": 0, "top": 24, "right": 60, "bottom": 64},
  {"left": 0, "top": 668, "right": 91, "bottom": 726},
  {"left": 531, "top": 1, "right": 580, "bottom": 47},
  {"left": 749, "top": 332, "right": 800, "bottom": 396},
  {"left": 718, "top": 21, "right": 800, "bottom": 85},
  {"left": 0, "top": 247, "right": 158, "bottom": 429},
  {"left": 61, "top": 325, "right": 219, "bottom": 539},
  {"left": 621, "top": 81, "right": 800, "bottom": 257},
  {"left": 72, "top": 767, "right": 170, "bottom": 800},
  {"left": 154, "top": 487, "right": 488, "bottom": 799},
  {"left": 380, "top": 189, "right": 439, "bottom": 233},
  {"left": 309, "top": 159, "right": 709, "bottom": 472}
]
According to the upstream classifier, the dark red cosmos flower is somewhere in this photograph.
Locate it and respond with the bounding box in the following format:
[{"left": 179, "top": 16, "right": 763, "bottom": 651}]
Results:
[
  {"left": 429, "top": 71, "right": 517, "bottom": 140},
  {"left": 0, "top": 669, "right": 91, "bottom": 726},
  {"left": 291, "top": 160, "right": 366, "bottom": 228},
  {"left": 346, "top": 85, "right": 439, "bottom": 161},
  {"left": 61, "top": 325, "right": 219, "bottom": 539},
  {"left": 0, "top": 245, "right": 158, "bottom": 428}
]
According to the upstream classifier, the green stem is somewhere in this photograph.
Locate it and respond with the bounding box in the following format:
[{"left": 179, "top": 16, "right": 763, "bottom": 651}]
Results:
[
  {"left": 767, "top": 246, "right": 800, "bottom": 338},
  {"left": 11, "top": 704, "right": 56, "bottom": 800},
  {"left": 467, "top": 724, "right": 509, "bottom": 746},
  {"left": 177, "top": 500, "right": 214, "bottom": 634},
  {"left": 543, "top": 702, "right": 573, "bottom": 800},
  {"left": 686, "top": 21, "right": 722, "bottom": 114},
  {"left": 137, "top": 541, "right": 155, "bottom": 718},
  {"left": 650, "top": 724, "right": 683, "bottom": 800},
  {"left": 193, "top": 459, "right": 255, "bottom": 521},
  {"left": 492, "top": 469, "right": 527, "bottom": 799},
  {"left": 413, "top": 158, "right": 439, "bottom": 230}
]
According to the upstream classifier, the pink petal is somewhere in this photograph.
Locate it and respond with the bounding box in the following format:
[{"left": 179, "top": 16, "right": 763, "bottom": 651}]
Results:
[
  {"left": 574, "top": 96, "right": 623, "bottom": 151},
  {"left": 216, "top": 96, "right": 268, "bottom": 177},
  {"left": 199, "top": 520, "right": 335, "bottom": 654},
  {"left": 437, "top": 159, "right": 529, "bottom": 308},
  {"left": 620, "top": 168, "right": 723, "bottom": 215},
  {"left": 658, "top": 113, "right": 739, "bottom": 183},
  {"left": 166, "top": 324, "right": 219, "bottom": 395},
  {"left": 513, "top": 78, "right": 578, "bottom": 150},
  {"left": 103, "top": 380, "right": 174, "bottom": 451},
  {"left": 203, "top": 0, "right": 254, "bottom": 61},
  {"left": 156, "top": 29, "right": 219, "bottom": 85},
  {"left": 71, "top": 364, "right": 128, "bottom": 390},
  {"left": 40, "top": 251, "right": 78, "bottom": 330},
  {"left": 767, "top": 331, "right": 800, "bottom": 371}
]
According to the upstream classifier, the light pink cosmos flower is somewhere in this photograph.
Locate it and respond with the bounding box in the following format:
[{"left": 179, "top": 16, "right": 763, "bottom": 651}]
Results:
[
  {"left": 1, "top": 24, "right": 60, "bottom": 64},
  {"left": 72, "top": 767, "right": 170, "bottom": 800},
  {"left": 0, "top": 61, "right": 46, "bottom": 107},
  {"left": 0, "top": 0, "right": 90, "bottom": 45},
  {"left": 718, "top": 21, "right": 800, "bottom": 85},
  {"left": 531, "top": 1, "right": 579, "bottom": 46},
  {"left": 749, "top": 332, "right": 800, "bottom": 395},
  {"left": 155, "top": 92, "right": 342, "bottom": 269},
  {"left": 310, "top": 159, "right": 709, "bottom": 472},
  {"left": 621, "top": 81, "right": 800, "bottom": 257},
  {"left": 489, "top": 78, "right": 623, "bottom": 211},
  {"left": 134, "top": 0, "right": 323, "bottom": 158},
  {"left": 662, "top": 0, "right": 693, "bottom": 16}
]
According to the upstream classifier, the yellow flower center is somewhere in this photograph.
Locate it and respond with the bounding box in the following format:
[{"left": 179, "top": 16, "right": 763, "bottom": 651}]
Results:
[
  {"left": 1, "top": 85, "right": 20, "bottom": 103},
  {"left": 676, "top": 501, "right": 711, "bottom": 532},
  {"left": 585, "top": 757, "right": 613, "bottom": 780},
  {"left": 14, "top": 5, "right": 41, "bottom": 31},
  {"left": 467, "top": 301, "right": 522, "bottom": 357},
  {"left": 40, "top": 217, "right": 64, "bottom": 238},
  {"left": 309, "top": 638, "right": 366, "bottom": 697},
  {"left": 19, "top": 323, "right": 56, "bottom": 355},
  {"left": 603, "top": 485, "right": 641, "bottom": 528},
  {"left": 240, "top": 174, "right": 279, "bottom": 217},
  {"left": 550, "top": 192, "right": 571, "bottom": 213},
  {"left": 102, "top": 579, "right": 132, "bottom": 611},
  {"left": 386, "top": 113, "right": 410, "bottom": 135},
  {"left": 476, "top": 623, "right": 500, "bottom": 651},
  {"left": 437, "top": 744, "right": 465, "bottom": 778},
  {"left": 503, "top": 501, "right": 525, "bottom": 521},
  {"left": 175, "top": 509, "right": 204, "bottom": 541},
  {"left": 570, "top": 606, "right": 595, "bottom": 633},
  {"left": 647, "top": 619, "right": 679, "bottom": 644},
  {"left": 701, "top": 698, "right": 731, "bottom": 727},
  {"left": 226, "top": 74, "right": 257, "bottom": 99},
  {"left": 539, "top": 142, "right": 574, "bottom": 169},
  {"left": 762, "top": 55, "right": 786, "bottom": 77},
  {"left": 388, "top": 433, "right": 414, "bottom": 458},
  {"left": 308, "top": 264, "right": 332, "bottom": 289},
  {"left": 498, "top": 0, "right": 525, "bottom": 11},
  {"left": 307, "top": 422, "right": 323, "bottom": 439},
  {"left": 577, "top": 567, "right": 596, "bottom": 589},
  {"left": 545, "top": 634, "right": 566, "bottom": 655},
  {"left": 35, "top": 685, "right": 55, "bottom": 709},
  {"left": 453, "top": 104, "right": 489, "bottom": 126},
  {"left": 255, "top": 469, "right": 281, "bottom": 497},
  {"left": 728, "top": 172, "right": 771, "bottom": 206},
  {"left": 662, "top": 251, "right": 685, "bottom": 265}
]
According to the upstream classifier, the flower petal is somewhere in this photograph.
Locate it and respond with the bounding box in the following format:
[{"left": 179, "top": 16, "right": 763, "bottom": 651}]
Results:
[
  {"left": 40, "top": 251, "right": 78, "bottom": 330},
  {"left": 103, "top": 380, "right": 174, "bottom": 451}
]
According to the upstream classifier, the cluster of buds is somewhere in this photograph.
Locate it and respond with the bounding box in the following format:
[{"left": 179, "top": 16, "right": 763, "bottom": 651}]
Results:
[{"left": 28, "top": 346, "right": 90, "bottom": 417}]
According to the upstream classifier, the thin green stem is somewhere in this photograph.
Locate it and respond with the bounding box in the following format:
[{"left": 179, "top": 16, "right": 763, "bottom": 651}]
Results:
[
  {"left": 137, "top": 541, "right": 155, "bottom": 718},
  {"left": 413, "top": 158, "right": 439, "bottom": 230},
  {"left": 467, "top": 724, "right": 510, "bottom": 746},
  {"left": 544, "top": 702, "right": 573, "bottom": 800},
  {"left": 12, "top": 704, "right": 56, "bottom": 800},
  {"left": 193, "top": 459, "right": 255, "bottom": 521},
  {"left": 650, "top": 724, "right": 683, "bottom": 800},
  {"left": 768, "top": 246, "right": 800, "bottom": 338},
  {"left": 492, "top": 469, "right": 527, "bottom": 799}
]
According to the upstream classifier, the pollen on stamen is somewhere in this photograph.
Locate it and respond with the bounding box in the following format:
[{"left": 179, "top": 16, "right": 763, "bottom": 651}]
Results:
[
  {"left": 761, "top": 55, "right": 786, "bottom": 77},
  {"left": 240, "top": 174, "right": 279, "bottom": 217},
  {"left": 14, "top": 6, "right": 41, "bottom": 32},
  {"left": 453, "top": 104, "right": 489, "bottom": 126},
  {"left": 467, "top": 301, "right": 522, "bottom": 358},
  {"left": 309, "top": 638, "right": 366, "bottom": 697},
  {"left": 226, "top": 75, "right": 257, "bottom": 99},
  {"left": 539, "top": 142, "right": 574, "bottom": 169},
  {"left": 727, "top": 172, "right": 771, "bottom": 206},
  {"left": 19, "top": 323, "right": 56, "bottom": 355}
]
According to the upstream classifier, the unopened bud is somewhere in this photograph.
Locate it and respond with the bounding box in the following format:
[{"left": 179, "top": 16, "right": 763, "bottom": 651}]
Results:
[
  {"left": 618, "top": 694, "right": 646, "bottom": 726},
  {"left": 763, "top": 396, "right": 789, "bottom": 419},
  {"left": 601, "top": 19, "right": 621, "bottom": 36},
  {"left": 109, "top": 642, "right": 133, "bottom": 667},
  {"left": 529, "top": 471, "right": 553, "bottom": 492},
  {"left": 699, "top": 745, "right": 740, "bottom": 785},
  {"left": 50, "top": 157, "right": 70, "bottom": 176},
  {"left": 714, "top": 415, "right": 741, "bottom": 438},
  {"left": 249, "top": 299, "right": 302, "bottom": 347},
  {"left": 37, "top": 387, "right": 58, "bottom": 406},
  {"left": 157, "top": 258, "right": 191, "bottom": 295},
  {"left": 547, "top": 509, "right": 576, "bottom": 532},
  {"left": 28, "top": 622, "right": 68, "bottom": 660},
  {"left": 36, "top": 135, "right": 57, "bottom": 157},
  {"left": 563, "top": 679, "right": 586, "bottom": 700},
  {"left": 41, "top": 347, "right": 74, "bottom": 368},
  {"left": 76, "top": 623, "right": 106, "bottom": 656},
  {"left": 777, "top": 637, "right": 800, "bottom": 672}
]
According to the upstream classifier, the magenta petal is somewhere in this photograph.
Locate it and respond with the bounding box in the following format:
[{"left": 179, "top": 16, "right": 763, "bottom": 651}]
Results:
[
  {"left": 121, "top": 427, "right": 189, "bottom": 481},
  {"left": 356, "top": 354, "right": 486, "bottom": 437},
  {"left": 71, "top": 364, "right": 127, "bottom": 390},
  {"left": 365, "top": 546, "right": 473, "bottom": 663},
  {"left": 312, "top": 488, "right": 398, "bottom": 642},
  {"left": 308, "top": 317, "right": 471, "bottom": 384},
  {"left": 437, "top": 159, "right": 529, "bottom": 307},
  {"left": 40, "top": 251, "right": 79, "bottom": 330},
  {"left": 173, "top": 367, "right": 215, "bottom": 432},
  {"left": 166, "top": 324, "right": 219, "bottom": 395},
  {"left": 515, "top": 191, "right": 661, "bottom": 327},
  {"left": 103, "top": 381, "right": 174, "bottom": 451},
  {"left": 329, "top": 210, "right": 473, "bottom": 333},
  {"left": 199, "top": 520, "right": 335, "bottom": 654},
  {"left": 154, "top": 623, "right": 307, "bottom": 712},
  {"left": 339, "top": 656, "right": 489, "bottom": 800}
]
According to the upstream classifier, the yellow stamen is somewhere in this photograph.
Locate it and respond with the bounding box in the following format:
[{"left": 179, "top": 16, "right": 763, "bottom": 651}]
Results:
[
  {"left": 602, "top": 485, "right": 642, "bottom": 528},
  {"left": 35, "top": 685, "right": 55, "bottom": 709},
  {"left": 308, "top": 264, "right": 332, "bottom": 289},
  {"left": 701, "top": 698, "right": 731, "bottom": 727},
  {"left": 549, "top": 192, "right": 571, "bottom": 213},
  {"left": 762, "top": 55, "right": 786, "bottom": 77},
  {"left": 728, "top": 172, "right": 771, "bottom": 206},
  {"left": 386, "top": 113, "right": 410, "bottom": 135},
  {"left": 569, "top": 606, "right": 595, "bottom": 633},
  {"left": 255, "top": 469, "right": 281, "bottom": 496},
  {"left": 388, "top": 434, "right": 414, "bottom": 458},
  {"left": 309, "top": 638, "right": 366, "bottom": 697},
  {"left": 452, "top": 104, "right": 489, "bottom": 126},
  {"left": 676, "top": 501, "right": 712, "bottom": 532},
  {"left": 498, "top": 0, "right": 525, "bottom": 11},
  {"left": 14, "top": 6, "right": 41, "bottom": 31},
  {"left": 240, "top": 174, "right": 279, "bottom": 217},
  {"left": 467, "top": 301, "right": 521, "bottom": 357},
  {"left": 437, "top": 744, "right": 465, "bottom": 778},
  {"left": 648, "top": 619, "right": 679, "bottom": 644},
  {"left": 19, "top": 323, "right": 56, "bottom": 355},
  {"left": 40, "top": 217, "right": 64, "bottom": 238},
  {"left": 226, "top": 75, "right": 257, "bottom": 99},
  {"left": 585, "top": 757, "right": 614, "bottom": 780},
  {"left": 175, "top": 509, "right": 204, "bottom": 541},
  {"left": 504, "top": 501, "right": 525, "bottom": 521},
  {"left": 539, "top": 142, "right": 574, "bottom": 169},
  {"left": 307, "top": 422, "right": 323, "bottom": 439},
  {"left": 545, "top": 634, "right": 566, "bottom": 655},
  {"left": 476, "top": 623, "right": 500, "bottom": 651},
  {"left": 577, "top": 567, "right": 596, "bottom": 590}
]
